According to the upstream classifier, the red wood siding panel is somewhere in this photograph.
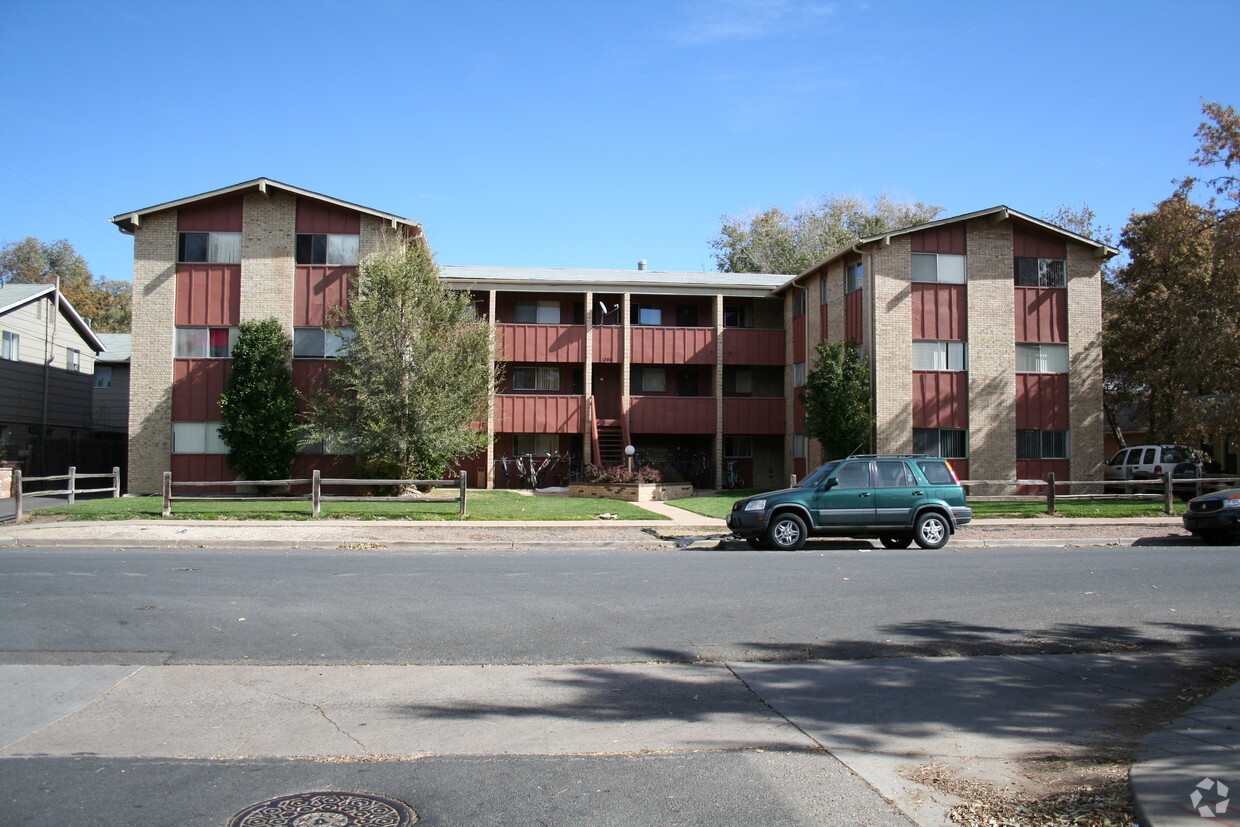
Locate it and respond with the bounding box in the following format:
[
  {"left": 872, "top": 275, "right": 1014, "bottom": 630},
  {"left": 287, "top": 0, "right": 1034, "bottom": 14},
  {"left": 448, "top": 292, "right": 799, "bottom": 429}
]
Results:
[
  {"left": 171, "top": 454, "right": 234, "bottom": 492},
  {"left": 794, "top": 397, "right": 805, "bottom": 429},
  {"left": 911, "top": 283, "right": 967, "bottom": 341},
  {"left": 629, "top": 396, "right": 716, "bottom": 434},
  {"left": 296, "top": 199, "right": 361, "bottom": 234},
  {"left": 292, "top": 360, "right": 334, "bottom": 410},
  {"left": 723, "top": 397, "right": 785, "bottom": 434},
  {"left": 630, "top": 327, "right": 715, "bottom": 365},
  {"left": 494, "top": 395, "right": 584, "bottom": 433},
  {"left": 910, "top": 224, "right": 966, "bottom": 254},
  {"left": 948, "top": 459, "right": 970, "bottom": 483},
  {"left": 792, "top": 315, "right": 806, "bottom": 359},
  {"left": 499, "top": 324, "right": 586, "bottom": 363},
  {"left": 845, "top": 290, "right": 864, "bottom": 343},
  {"left": 172, "top": 359, "right": 230, "bottom": 420},
  {"left": 593, "top": 327, "right": 623, "bottom": 364},
  {"left": 176, "top": 265, "right": 241, "bottom": 325},
  {"left": 1015, "top": 373, "right": 1069, "bottom": 430},
  {"left": 1016, "top": 459, "right": 1069, "bottom": 494},
  {"left": 723, "top": 328, "right": 784, "bottom": 365},
  {"left": 794, "top": 458, "right": 807, "bottom": 480},
  {"left": 1014, "top": 286, "right": 1067, "bottom": 343},
  {"left": 820, "top": 305, "right": 829, "bottom": 343},
  {"left": 912, "top": 372, "right": 968, "bottom": 429},
  {"left": 178, "top": 196, "right": 243, "bottom": 232},
  {"left": 1013, "top": 227, "right": 1066, "bottom": 259},
  {"left": 294, "top": 266, "right": 352, "bottom": 326}
]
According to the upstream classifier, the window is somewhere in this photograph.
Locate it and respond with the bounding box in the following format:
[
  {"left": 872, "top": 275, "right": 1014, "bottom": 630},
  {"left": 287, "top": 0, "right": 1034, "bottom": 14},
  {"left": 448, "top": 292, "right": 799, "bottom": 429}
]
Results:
[
  {"left": 94, "top": 365, "right": 113, "bottom": 389},
  {"left": 724, "top": 436, "right": 752, "bottom": 458},
  {"left": 793, "top": 434, "right": 806, "bottom": 458},
  {"left": 821, "top": 277, "right": 830, "bottom": 304},
  {"left": 298, "top": 432, "right": 349, "bottom": 454},
  {"left": 723, "top": 368, "right": 752, "bottom": 394},
  {"left": 723, "top": 305, "right": 752, "bottom": 328},
  {"left": 512, "top": 367, "right": 560, "bottom": 391},
  {"left": 876, "top": 460, "right": 917, "bottom": 488},
  {"left": 295, "top": 234, "right": 359, "bottom": 266},
  {"left": 1014, "top": 257, "right": 1066, "bottom": 287},
  {"left": 639, "top": 368, "right": 666, "bottom": 393},
  {"left": 638, "top": 306, "right": 662, "bottom": 326},
  {"left": 918, "top": 459, "right": 959, "bottom": 484},
  {"left": 834, "top": 461, "right": 872, "bottom": 488},
  {"left": 514, "top": 300, "right": 561, "bottom": 324},
  {"left": 175, "top": 327, "right": 237, "bottom": 358},
  {"left": 1015, "top": 343, "right": 1068, "bottom": 373},
  {"left": 172, "top": 421, "right": 228, "bottom": 454},
  {"left": 293, "top": 328, "right": 354, "bottom": 358},
  {"left": 66, "top": 348, "right": 81, "bottom": 372},
  {"left": 912, "top": 341, "right": 967, "bottom": 371},
  {"left": 914, "top": 428, "right": 967, "bottom": 458},
  {"left": 1017, "top": 429, "right": 1069, "bottom": 459},
  {"left": 793, "top": 361, "right": 806, "bottom": 387},
  {"left": 514, "top": 434, "right": 558, "bottom": 455},
  {"left": 845, "top": 261, "right": 863, "bottom": 293},
  {"left": 2, "top": 330, "right": 20, "bottom": 361},
  {"left": 912, "top": 253, "right": 966, "bottom": 284},
  {"left": 178, "top": 232, "right": 242, "bottom": 264},
  {"left": 792, "top": 290, "right": 806, "bottom": 318}
]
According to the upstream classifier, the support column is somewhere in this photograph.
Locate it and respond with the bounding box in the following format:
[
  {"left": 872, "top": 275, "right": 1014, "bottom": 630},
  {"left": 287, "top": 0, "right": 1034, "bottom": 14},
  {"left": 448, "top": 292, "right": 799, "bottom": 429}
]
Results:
[
  {"left": 583, "top": 290, "right": 594, "bottom": 467},
  {"left": 714, "top": 293, "right": 725, "bottom": 490},
  {"left": 486, "top": 289, "right": 497, "bottom": 489}
]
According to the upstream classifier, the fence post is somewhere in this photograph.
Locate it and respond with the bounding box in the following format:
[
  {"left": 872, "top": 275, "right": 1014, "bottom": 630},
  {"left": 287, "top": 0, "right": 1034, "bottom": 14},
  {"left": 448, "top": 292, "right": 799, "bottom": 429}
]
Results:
[
  {"left": 1164, "top": 471, "right": 1174, "bottom": 515},
  {"left": 1045, "top": 472, "right": 1056, "bottom": 516},
  {"left": 312, "top": 470, "right": 321, "bottom": 518},
  {"left": 112, "top": 467, "right": 121, "bottom": 498},
  {"left": 791, "top": 474, "right": 798, "bottom": 487},
  {"left": 68, "top": 466, "right": 76, "bottom": 505},
  {"left": 162, "top": 471, "right": 172, "bottom": 518},
  {"left": 459, "top": 469, "right": 468, "bottom": 516},
  {"left": 13, "top": 469, "right": 21, "bottom": 522}
]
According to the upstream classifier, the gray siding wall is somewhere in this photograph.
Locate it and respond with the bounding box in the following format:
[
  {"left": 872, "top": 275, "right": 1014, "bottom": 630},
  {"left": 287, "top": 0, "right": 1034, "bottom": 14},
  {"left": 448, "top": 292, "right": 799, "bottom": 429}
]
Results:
[
  {"left": 92, "top": 363, "right": 130, "bottom": 432},
  {"left": 1, "top": 296, "right": 98, "bottom": 431}
]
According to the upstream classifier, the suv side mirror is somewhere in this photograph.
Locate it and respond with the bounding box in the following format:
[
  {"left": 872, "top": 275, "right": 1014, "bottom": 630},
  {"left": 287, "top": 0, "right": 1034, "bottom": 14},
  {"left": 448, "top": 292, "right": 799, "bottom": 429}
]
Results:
[{"left": 822, "top": 477, "right": 839, "bottom": 490}]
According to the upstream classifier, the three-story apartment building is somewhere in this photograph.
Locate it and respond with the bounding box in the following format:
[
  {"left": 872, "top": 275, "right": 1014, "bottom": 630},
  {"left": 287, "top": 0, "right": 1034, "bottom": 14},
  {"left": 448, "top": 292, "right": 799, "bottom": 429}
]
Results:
[{"left": 113, "top": 180, "right": 1115, "bottom": 494}]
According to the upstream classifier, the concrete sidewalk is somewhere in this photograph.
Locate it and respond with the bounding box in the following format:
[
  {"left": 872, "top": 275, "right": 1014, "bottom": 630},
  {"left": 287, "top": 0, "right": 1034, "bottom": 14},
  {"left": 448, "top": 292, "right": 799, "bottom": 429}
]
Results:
[{"left": 2, "top": 650, "right": 1237, "bottom": 825}]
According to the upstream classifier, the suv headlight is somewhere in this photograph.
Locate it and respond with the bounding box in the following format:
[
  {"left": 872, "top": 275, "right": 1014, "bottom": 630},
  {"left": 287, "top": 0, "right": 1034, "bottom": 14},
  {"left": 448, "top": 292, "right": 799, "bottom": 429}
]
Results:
[
  {"left": 1223, "top": 497, "right": 1240, "bottom": 509},
  {"left": 744, "top": 499, "right": 767, "bottom": 512}
]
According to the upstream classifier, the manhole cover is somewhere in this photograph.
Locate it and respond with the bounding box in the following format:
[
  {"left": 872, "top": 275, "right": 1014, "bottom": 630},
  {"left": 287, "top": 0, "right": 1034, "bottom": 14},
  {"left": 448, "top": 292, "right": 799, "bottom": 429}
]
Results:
[{"left": 228, "top": 791, "right": 416, "bottom": 826}]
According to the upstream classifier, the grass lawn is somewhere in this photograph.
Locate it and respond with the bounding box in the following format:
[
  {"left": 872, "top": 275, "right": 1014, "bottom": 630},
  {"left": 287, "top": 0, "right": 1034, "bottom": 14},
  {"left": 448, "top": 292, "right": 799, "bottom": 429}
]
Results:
[
  {"left": 32, "top": 491, "right": 668, "bottom": 522},
  {"left": 668, "top": 491, "right": 1183, "bottom": 520}
]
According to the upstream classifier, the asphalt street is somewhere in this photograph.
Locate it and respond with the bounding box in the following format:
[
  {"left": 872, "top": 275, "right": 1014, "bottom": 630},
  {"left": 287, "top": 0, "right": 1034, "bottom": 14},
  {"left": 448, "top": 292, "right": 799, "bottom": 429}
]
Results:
[{"left": 3, "top": 542, "right": 1238, "bottom": 825}]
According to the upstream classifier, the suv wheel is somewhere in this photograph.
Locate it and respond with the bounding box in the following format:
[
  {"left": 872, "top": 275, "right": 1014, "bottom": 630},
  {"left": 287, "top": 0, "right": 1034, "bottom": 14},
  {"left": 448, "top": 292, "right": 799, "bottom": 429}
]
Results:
[
  {"left": 913, "top": 512, "right": 949, "bottom": 549},
  {"left": 880, "top": 536, "right": 913, "bottom": 549},
  {"left": 766, "top": 513, "right": 808, "bottom": 551}
]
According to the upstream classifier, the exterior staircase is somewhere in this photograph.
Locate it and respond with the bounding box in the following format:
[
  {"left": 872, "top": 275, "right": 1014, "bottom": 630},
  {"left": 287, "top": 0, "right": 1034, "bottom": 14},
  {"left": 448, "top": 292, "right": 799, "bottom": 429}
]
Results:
[{"left": 594, "top": 420, "right": 626, "bottom": 467}]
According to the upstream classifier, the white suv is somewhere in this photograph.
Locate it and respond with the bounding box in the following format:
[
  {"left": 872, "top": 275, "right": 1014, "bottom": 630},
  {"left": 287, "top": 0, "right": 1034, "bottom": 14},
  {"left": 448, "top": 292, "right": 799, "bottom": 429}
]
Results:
[{"left": 1104, "top": 444, "right": 1203, "bottom": 497}]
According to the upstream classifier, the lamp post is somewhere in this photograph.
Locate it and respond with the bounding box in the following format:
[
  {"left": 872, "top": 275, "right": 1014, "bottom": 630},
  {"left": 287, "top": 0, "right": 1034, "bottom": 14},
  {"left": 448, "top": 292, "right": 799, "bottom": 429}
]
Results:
[{"left": 624, "top": 444, "right": 635, "bottom": 474}]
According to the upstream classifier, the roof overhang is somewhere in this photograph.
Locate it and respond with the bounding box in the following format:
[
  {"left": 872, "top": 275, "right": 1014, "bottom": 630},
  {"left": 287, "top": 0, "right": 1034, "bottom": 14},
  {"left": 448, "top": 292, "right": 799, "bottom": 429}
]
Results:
[
  {"left": 110, "top": 178, "right": 424, "bottom": 237},
  {"left": 0, "top": 285, "right": 107, "bottom": 352},
  {"left": 774, "top": 205, "right": 1121, "bottom": 294}
]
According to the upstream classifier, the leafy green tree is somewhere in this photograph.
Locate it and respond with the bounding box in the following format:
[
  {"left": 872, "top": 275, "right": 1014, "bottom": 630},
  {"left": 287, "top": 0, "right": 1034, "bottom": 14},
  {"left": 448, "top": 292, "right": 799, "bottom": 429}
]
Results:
[
  {"left": 0, "top": 237, "right": 131, "bottom": 332},
  {"left": 1107, "top": 101, "right": 1239, "bottom": 445},
  {"left": 218, "top": 319, "right": 299, "bottom": 483},
  {"left": 304, "top": 239, "right": 499, "bottom": 483},
  {"left": 800, "top": 341, "right": 874, "bottom": 460},
  {"left": 711, "top": 194, "right": 942, "bottom": 275}
]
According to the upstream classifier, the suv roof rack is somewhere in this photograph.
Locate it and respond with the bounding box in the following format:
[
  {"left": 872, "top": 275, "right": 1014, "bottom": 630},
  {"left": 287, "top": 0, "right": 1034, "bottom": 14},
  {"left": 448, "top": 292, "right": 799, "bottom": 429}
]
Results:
[{"left": 846, "top": 453, "right": 933, "bottom": 459}]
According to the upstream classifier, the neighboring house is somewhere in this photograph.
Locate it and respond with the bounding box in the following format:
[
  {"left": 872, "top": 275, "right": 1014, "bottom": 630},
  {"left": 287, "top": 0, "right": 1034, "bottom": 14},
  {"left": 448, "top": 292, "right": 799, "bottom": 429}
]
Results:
[
  {"left": 111, "top": 179, "right": 1116, "bottom": 494},
  {"left": 0, "top": 283, "right": 106, "bottom": 461},
  {"left": 92, "top": 333, "right": 131, "bottom": 433},
  {"left": 777, "top": 207, "right": 1118, "bottom": 488}
]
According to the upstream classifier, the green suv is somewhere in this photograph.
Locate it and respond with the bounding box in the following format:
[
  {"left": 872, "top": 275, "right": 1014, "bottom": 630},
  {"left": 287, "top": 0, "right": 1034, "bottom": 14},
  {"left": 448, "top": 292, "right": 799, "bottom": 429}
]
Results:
[{"left": 726, "top": 455, "right": 973, "bottom": 550}]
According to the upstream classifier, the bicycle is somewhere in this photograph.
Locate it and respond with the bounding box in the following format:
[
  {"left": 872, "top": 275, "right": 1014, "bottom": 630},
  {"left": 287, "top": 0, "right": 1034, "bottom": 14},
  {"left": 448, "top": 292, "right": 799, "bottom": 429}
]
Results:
[{"left": 725, "top": 460, "right": 745, "bottom": 490}]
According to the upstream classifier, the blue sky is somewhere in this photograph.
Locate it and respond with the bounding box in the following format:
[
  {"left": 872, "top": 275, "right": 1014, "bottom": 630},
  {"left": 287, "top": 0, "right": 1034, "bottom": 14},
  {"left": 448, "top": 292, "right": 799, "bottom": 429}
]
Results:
[{"left": 1, "top": 0, "right": 1237, "bottom": 282}]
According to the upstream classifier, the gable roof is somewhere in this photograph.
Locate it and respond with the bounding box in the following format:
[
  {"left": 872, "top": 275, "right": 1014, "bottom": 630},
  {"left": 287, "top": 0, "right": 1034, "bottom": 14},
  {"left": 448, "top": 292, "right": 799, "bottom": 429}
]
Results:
[
  {"left": 776, "top": 205, "right": 1121, "bottom": 293},
  {"left": 0, "top": 283, "right": 107, "bottom": 352},
  {"left": 95, "top": 333, "right": 131, "bottom": 363},
  {"left": 440, "top": 264, "right": 787, "bottom": 297},
  {"left": 110, "top": 178, "right": 423, "bottom": 236}
]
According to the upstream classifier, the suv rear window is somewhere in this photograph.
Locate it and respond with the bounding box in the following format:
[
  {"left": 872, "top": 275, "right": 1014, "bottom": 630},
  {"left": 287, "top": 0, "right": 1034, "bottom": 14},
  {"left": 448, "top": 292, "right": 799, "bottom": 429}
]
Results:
[
  {"left": 1160, "top": 447, "right": 1195, "bottom": 463},
  {"left": 918, "top": 460, "right": 957, "bottom": 485}
]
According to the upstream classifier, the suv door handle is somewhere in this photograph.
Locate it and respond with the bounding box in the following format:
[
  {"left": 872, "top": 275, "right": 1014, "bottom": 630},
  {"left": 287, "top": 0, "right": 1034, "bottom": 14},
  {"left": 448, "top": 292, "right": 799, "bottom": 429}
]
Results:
[
  {"left": 858, "top": 492, "right": 870, "bottom": 497},
  {"left": 912, "top": 490, "right": 924, "bottom": 495}
]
